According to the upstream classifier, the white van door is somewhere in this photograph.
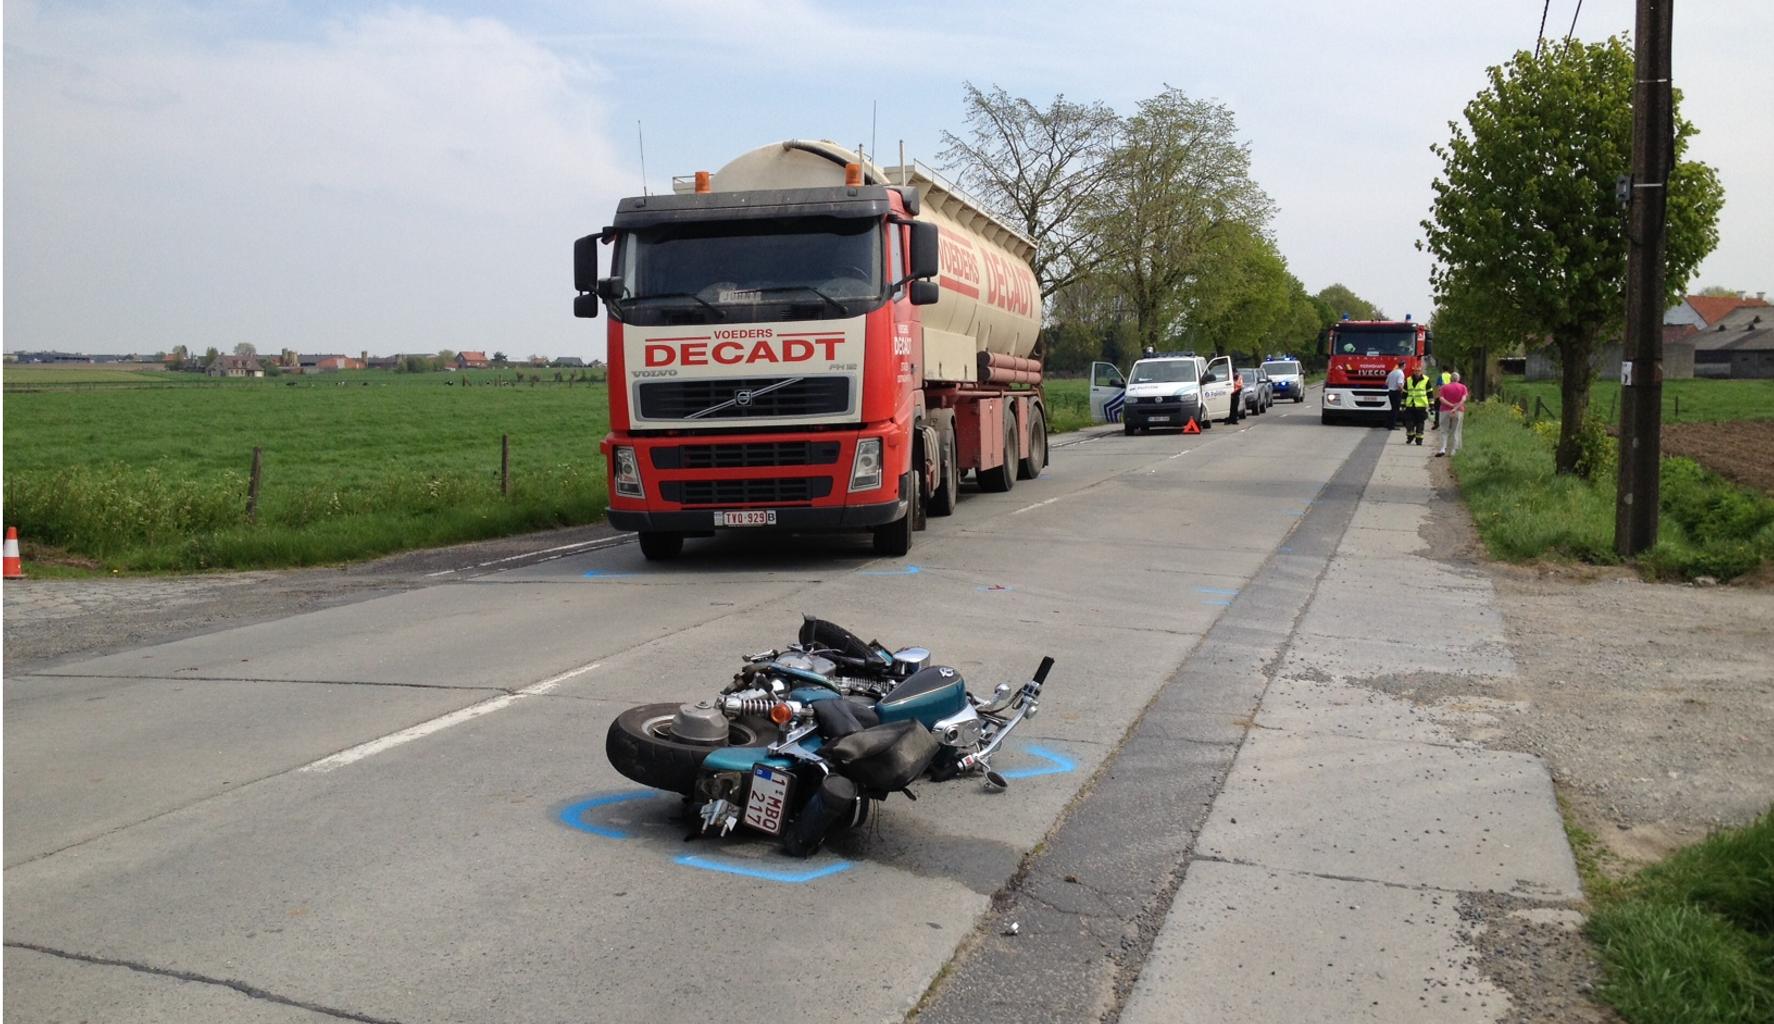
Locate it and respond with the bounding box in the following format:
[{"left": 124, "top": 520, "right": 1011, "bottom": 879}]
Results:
[
  {"left": 1202, "top": 356, "right": 1236, "bottom": 421},
  {"left": 1089, "top": 361, "right": 1126, "bottom": 423}
]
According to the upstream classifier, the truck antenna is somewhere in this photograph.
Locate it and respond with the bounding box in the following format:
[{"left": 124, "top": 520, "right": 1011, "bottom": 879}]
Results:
[{"left": 636, "top": 120, "right": 649, "bottom": 196}]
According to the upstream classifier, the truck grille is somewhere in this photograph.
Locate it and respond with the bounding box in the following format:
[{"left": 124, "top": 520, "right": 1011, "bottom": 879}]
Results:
[
  {"left": 652, "top": 441, "right": 842, "bottom": 470},
  {"left": 659, "top": 477, "right": 834, "bottom": 506},
  {"left": 636, "top": 377, "right": 850, "bottom": 420}
]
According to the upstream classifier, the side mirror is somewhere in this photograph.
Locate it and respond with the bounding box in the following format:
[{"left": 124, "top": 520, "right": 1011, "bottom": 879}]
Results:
[
  {"left": 909, "top": 280, "right": 940, "bottom": 306},
  {"left": 574, "top": 234, "right": 600, "bottom": 319},
  {"left": 596, "top": 277, "right": 621, "bottom": 302},
  {"left": 909, "top": 221, "right": 940, "bottom": 279}
]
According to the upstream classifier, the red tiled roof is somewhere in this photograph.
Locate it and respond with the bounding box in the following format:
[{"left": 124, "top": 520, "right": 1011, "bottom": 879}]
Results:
[
  {"left": 1685, "top": 295, "right": 1771, "bottom": 327},
  {"left": 459, "top": 351, "right": 489, "bottom": 361}
]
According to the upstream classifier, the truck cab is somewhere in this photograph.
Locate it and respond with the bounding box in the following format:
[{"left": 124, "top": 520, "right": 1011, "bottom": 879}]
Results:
[
  {"left": 1321, "top": 321, "right": 1431, "bottom": 425},
  {"left": 1090, "top": 353, "right": 1238, "bottom": 433}
]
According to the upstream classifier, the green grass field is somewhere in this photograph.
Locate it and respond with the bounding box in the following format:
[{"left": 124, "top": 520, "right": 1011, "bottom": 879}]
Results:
[
  {"left": 4, "top": 370, "right": 611, "bottom": 571},
  {"left": 1041, "top": 377, "right": 1095, "bottom": 435},
  {"left": 1451, "top": 401, "right": 1774, "bottom": 580},
  {"left": 4, "top": 363, "right": 186, "bottom": 386},
  {"left": 1497, "top": 377, "right": 1774, "bottom": 424}
]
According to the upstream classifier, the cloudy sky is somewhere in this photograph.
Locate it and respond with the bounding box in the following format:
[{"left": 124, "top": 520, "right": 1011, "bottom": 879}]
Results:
[{"left": 4, "top": 0, "right": 1769, "bottom": 358}]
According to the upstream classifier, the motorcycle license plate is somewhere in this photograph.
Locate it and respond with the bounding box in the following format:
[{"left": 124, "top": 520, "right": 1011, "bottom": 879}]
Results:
[
  {"left": 743, "top": 766, "right": 792, "bottom": 835},
  {"left": 716, "top": 510, "right": 777, "bottom": 527}
]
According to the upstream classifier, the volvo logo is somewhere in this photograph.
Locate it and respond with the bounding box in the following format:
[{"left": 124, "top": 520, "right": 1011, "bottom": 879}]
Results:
[{"left": 733, "top": 388, "right": 754, "bottom": 407}]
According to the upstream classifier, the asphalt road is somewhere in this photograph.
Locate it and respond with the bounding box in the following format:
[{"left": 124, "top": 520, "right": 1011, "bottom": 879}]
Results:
[{"left": 4, "top": 397, "right": 1366, "bottom": 1024}]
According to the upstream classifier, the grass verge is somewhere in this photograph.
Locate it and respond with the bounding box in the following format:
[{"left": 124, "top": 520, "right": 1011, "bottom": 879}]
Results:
[
  {"left": 1451, "top": 401, "right": 1774, "bottom": 581},
  {"left": 1498, "top": 378, "right": 1774, "bottom": 425},
  {"left": 1582, "top": 808, "right": 1774, "bottom": 1024}
]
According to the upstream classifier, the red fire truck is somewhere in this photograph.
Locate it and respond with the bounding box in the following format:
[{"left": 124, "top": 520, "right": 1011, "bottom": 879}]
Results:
[
  {"left": 1319, "top": 319, "right": 1433, "bottom": 425},
  {"left": 574, "top": 141, "right": 1046, "bottom": 560}
]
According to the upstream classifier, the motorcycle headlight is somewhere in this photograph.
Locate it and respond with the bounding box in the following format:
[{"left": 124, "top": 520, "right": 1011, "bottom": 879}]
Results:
[
  {"left": 850, "top": 438, "right": 883, "bottom": 493},
  {"left": 613, "top": 446, "right": 644, "bottom": 499}
]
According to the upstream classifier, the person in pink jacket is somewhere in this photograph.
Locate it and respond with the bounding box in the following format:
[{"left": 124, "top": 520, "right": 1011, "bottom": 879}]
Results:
[{"left": 1436, "top": 372, "right": 1469, "bottom": 457}]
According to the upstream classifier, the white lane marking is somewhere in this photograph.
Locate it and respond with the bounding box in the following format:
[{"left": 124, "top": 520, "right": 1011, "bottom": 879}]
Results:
[
  {"left": 1011, "top": 496, "right": 1063, "bottom": 516},
  {"left": 425, "top": 536, "right": 632, "bottom": 577},
  {"left": 299, "top": 661, "right": 602, "bottom": 773},
  {"left": 1168, "top": 449, "right": 1192, "bottom": 460}
]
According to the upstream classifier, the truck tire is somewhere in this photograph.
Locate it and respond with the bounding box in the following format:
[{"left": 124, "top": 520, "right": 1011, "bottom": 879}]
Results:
[
  {"left": 929, "top": 428, "right": 959, "bottom": 517},
  {"left": 872, "top": 472, "right": 916, "bottom": 556},
  {"left": 977, "top": 407, "right": 1017, "bottom": 493},
  {"left": 638, "top": 531, "right": 683, "bottom": 560},
  {"left": 1018, "top": 406, "right": 1047, "bottom": 480},
  {"left": 606, "top": 702, "right": 768, "bottom": 796}
]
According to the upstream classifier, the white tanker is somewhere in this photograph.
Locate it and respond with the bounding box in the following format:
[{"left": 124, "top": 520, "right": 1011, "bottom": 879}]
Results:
[{"left": 576, "top": 140, "right": 1048, "bottom": 560}]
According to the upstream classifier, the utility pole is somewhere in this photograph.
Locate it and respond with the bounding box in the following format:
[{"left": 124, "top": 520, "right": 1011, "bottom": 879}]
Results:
[{"left": 1615, "top": 0, "right": 1673, "bottom": 557}]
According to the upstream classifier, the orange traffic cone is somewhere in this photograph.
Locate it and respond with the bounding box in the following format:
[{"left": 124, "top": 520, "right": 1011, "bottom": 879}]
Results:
[
  {"left": 3, "top": 526, "right": 23, "bottom": 579},
  {"left": 1182, "top": 418, "right": 1201, "bottom": 435}
]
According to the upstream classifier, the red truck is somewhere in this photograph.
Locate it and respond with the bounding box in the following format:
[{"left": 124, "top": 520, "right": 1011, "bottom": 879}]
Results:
[
  {"left": 574, "top": 140, "right": 1047, "bottom": 560},
  {"left": 1319, "top": 318, "right": 1433, "bottom": 425}
]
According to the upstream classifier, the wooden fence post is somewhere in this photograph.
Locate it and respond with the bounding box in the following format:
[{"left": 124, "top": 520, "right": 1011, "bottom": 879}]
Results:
[
  {"left": 501, "top": 434, "right": 510, "bottom": 496},
  {"left": 246, "top": 447, "right": 263, "bottom": 521}
]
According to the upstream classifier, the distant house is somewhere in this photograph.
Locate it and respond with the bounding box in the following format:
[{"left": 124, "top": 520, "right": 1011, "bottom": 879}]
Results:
[
  {"left": 553, "top": 356, "right": 585, "bottom": 368},
  {"left": 1665, "top": 293, "right": 1771, "bottom": 330},
  {"left": 1694, "top": 307, "right": 1774, "bottom": 379},
  {"left": 366, "top": 355, "right": 402, "bottom": 370},
  {"left": 297, "top": 354, "right": 365, "bottom": 373},
  {"left": 207, "top": 355, "right": 264, "bottom": 378},
  {"left": 456, "top": 351, "right": 490, "bottom": 369}
]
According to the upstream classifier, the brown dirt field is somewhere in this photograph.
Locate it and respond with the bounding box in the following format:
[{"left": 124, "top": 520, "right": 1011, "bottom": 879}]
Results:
[{"left": 1660, "top": 420, "right": 1774, "bottom": 493}]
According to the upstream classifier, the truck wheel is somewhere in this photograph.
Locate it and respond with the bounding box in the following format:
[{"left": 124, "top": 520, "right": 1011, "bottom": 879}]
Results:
[
  {"left": 1017, "top": 406, "right": 1046, "bottom": 480},
  {"left": 978, "top": 408, "right": 1017, "bottom": 493},
  {"left": 638, "top": 531, "right": 683, "bottom": 560},
  {"left": 929, "top": 428, "right": 959, "bottom": 517},
  {"left": 872, "top": 472, "right": 916, "bottom": 556}
]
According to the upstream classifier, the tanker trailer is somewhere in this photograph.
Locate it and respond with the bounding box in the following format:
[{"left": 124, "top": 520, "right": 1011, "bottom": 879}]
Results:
[{"left": 573, "top": 140, "right": 1045, "bottom": 560}]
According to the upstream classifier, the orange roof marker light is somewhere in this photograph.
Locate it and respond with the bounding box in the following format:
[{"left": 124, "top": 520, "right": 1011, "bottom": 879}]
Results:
[
  {"left": 844, "top": 162, "right": 863, "bottom": 187},
  {"left": 693, "top": 170, "right": 711, "bottom": 193}
]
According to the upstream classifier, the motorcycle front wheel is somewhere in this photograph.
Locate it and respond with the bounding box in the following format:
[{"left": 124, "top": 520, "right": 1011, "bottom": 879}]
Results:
[{"left": 606, "top": 702, "right": 768, "bottom": 795}]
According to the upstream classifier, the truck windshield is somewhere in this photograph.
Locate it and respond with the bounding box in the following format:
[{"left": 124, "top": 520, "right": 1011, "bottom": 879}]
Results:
[
  {"left": 1332, "top": 330, "right": 1417, "bottom": 356},
  {"left": 1131, "top": 361, "right": 1200, "bottom": 384},
  {"left": 614, "top": 217, "right": 882, "bottom": 325},
  {"left": 1262, "top": 361, "right": 1300, "bottom": 376}
]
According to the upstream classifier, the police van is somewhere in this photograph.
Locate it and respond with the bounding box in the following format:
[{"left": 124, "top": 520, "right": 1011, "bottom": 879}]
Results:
[
  {"left": 1089, "top": 352, "right": 1240, "bottom": 434},
  {"left": 1261, "top": 355, "right": 1306, "bottom": 403}
]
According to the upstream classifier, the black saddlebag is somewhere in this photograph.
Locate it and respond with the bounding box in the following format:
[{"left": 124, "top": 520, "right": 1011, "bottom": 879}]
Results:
[{"left": 822, "top": 720, "right": 939, "bottom": 793}]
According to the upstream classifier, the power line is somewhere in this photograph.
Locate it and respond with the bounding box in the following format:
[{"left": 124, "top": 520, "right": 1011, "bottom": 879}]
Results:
[
  {"left": 1565, "top": 0, "right": 1585, "bottom": 43},
  {"left": 1535, "top": 0, "right": 1551, "bottom": 55}
]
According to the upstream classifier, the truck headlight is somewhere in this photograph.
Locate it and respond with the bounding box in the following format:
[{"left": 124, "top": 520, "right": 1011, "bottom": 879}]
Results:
[
  {"left": 1325, "top": 393, "right": 1341, "bottom": 405},
  {"left": 850, "top": 438, "right": 883, "bottom": 493},
  {"left": 613, "top": 446, "right": 644, "bottom": 499}
]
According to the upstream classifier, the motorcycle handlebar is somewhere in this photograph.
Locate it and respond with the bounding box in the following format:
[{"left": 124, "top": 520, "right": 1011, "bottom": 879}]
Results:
[{"left": 1032, "top": 656, "right": 1055, "bottom": 686}]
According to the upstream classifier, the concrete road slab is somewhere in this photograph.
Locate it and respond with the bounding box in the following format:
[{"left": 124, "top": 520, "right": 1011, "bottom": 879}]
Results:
[
  {"left": 1341, "top": 524, "right": 1433, "bottom": 557},
  {"left": 1256, "top": 675, "right": 1479, "bottom": 746},
  {"left": 1349, "top": 500, "right": 1430, "bottom": 534},
  {"left": 3, "top": 946, "right": 344, "bottom": 1023},
  {"left": 1119, "top": 861, "right": 1512, "bottom": 1024},
  {"left": 1286, "top": 630, "right": 1518, "bottom": 681},
  {"left": 4, "top": 675, "right": 493, "bottom": 865},
  {"left": 1197, "top": 729, "right": 1580, "bottom": 897}
]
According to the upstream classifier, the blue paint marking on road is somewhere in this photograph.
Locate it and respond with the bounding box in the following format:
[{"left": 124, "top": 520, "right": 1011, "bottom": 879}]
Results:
[
  {"left": 675, "top": 854, "right": 853, "bottom": 884},
  {"left": 1194, "top": 586, "right": 1239, "bottom": 596},
  {"left": 582, "top": 570, "right": 639, "bottom": 579},
  {"left": 1201, "top": 598, "right": 1233, "bottom": 607},
  {"left": 556, "top": 790, "right": 659, "bottom": 839},
  {"left": 1279, "top": 545, "right": 1295, "bottom": 553},
  {"left": 1002, "top": 745, "right": 1076, "bottom": 780},
  {"left": 860, "top": 565, "right": 921, "bottom": 576}
]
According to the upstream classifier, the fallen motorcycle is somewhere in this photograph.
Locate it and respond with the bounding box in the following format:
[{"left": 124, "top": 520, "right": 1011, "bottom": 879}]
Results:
[{"left": 605, "top": 616, "right": 1054, "bottom": 857}]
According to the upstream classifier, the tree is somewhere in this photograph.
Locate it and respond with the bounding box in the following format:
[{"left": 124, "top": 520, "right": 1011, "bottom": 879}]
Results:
[
  {"left": 203, "top": 347, "right": 220, "bottom": 368},
  {"left": 170, "top": 344, "right": 189, "bottom": 367},
  {"left": 1697, "top": 285, "right": 1746, "bottom": 298},
  {"left": 1314, "top": 283, "right": 1385, "bottom": 323},
  {"left": 233, "top": 342, "right": 257, "bottom": 357},
  {"left": 1085, "top": 88, "right": 1274, "bottom": 352},
  {"left": 1421, "top": 36, "right": 1723, "bottom": 473},
  {"left": 1178, "top": 224, "right": 1297, "bottom": 359},
  {"left": 940, "top": 83, "right": 1122, "bottom": 300},
  {"left": 492, "top": 351, "right": 509, "bottom": 366}
]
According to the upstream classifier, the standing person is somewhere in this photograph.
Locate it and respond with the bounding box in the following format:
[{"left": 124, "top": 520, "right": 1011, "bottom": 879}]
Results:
[
  {"left": 1402, "top": 364, "right": 1431, "bottom": 445},
  {"left": 1385, "top": 362, "right": 1405, "bottom": 430},
  {"left": 1436, "top": 371, "right": 1470, "bottom": 457},
  {"left": 1432, "top": 370, "right": 1450, "bottom": 430}
]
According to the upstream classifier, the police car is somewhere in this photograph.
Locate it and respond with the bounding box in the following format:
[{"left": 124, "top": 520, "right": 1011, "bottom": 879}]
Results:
[
  {"left": 1261, "top": 356, "right": 1306, "bottom": 403},
  {"left": 1090, "top": 352, "right": 1240, "bottom": 433}
]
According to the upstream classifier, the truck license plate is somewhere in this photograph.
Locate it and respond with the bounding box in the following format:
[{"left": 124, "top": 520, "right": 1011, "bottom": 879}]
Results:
[
  {"left": 743, "top": 766, "right": 792, "bottom": 835},
  {"left": 1147, "top": 415, "right": 1171, "bottom": 423},
  {"left": 717, "top": 510, "right": 777, "bottom": 527}
]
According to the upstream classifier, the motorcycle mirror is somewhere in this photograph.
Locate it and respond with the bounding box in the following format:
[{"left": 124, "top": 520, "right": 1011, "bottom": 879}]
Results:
[{"left": 985, "top": 771, "right": 1009, "bottom": 790}]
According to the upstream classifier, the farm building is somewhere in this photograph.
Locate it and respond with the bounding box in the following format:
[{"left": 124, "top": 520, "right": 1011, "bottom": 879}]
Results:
[
  {"left": 1665, "top": 292, "right": 1770, "bottom": 330},
  {"left": 553, "top": 356, "right": 585, "bottom": 368},
  {"left": 207, "top": 355, "right": 264, "bottom": 378},
  {"left": 456, "top": 351, "right": 490, "bottom": 369},
  {"left": 296, "top": 354, "right": 365, "bottom": 373},
  {"left": 1694, "top": 307, "right": 1774, "bottom": 379},
  {"left": 1524, "top": 336, "right": 1696, "bottom": 382}
]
